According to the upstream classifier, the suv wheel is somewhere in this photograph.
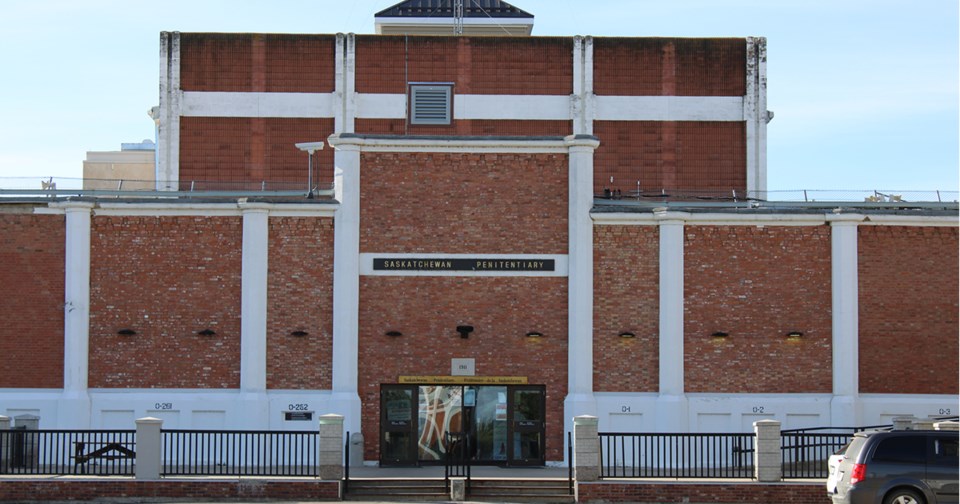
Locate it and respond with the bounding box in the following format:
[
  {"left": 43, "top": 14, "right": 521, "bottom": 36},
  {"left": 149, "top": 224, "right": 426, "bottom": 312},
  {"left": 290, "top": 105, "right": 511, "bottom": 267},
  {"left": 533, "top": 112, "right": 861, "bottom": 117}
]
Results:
[{"left": 883, "top": 488, "right": 924, "bottom": 504}]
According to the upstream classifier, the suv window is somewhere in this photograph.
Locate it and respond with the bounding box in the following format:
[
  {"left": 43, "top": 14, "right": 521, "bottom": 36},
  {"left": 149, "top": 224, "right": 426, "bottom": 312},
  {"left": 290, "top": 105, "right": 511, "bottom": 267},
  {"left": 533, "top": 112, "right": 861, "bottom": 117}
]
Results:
[
  {"left": 872, "top": 436, "right": 925, "bottom": 464},
  {"left": 933, "top": 436, "right": 959, "bottom": 464}
]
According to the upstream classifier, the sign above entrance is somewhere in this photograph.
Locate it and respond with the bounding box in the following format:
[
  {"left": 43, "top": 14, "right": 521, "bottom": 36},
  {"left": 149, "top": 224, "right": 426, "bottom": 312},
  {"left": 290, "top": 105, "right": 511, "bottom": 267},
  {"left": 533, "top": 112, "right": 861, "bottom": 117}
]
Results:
[
  {"left": 398, "top": 375, "right": 529, "bottom": 385},
  {"left": 376, "top": 258, "right": 553, "bottom": 272},
  {"left": 360, "top": 253, "right": 568, "bottom": 277}
]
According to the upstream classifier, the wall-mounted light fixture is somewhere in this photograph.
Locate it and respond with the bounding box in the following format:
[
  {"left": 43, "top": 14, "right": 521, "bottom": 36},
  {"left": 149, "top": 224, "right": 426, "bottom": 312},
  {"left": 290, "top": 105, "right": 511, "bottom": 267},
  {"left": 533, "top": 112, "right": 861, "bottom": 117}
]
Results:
[
  {"left": 197, "top": 329, "right": 216, "bottom": 337},
  {"left": 117, "top": 328, "right": 137, "bottom": 336},
  {"left": 290, "top": 330, "right": 309, "bottom": 337},
  {"left": 456, "top": 325, "right": 474, "bottom": 339},
  {"left": 526, "top": 331, "right": 543, "bottom": 338},
  {"left": 385, "top": 330, "right": 403, "bottom": 338},
  {"left": 711, "top": 331, "right": 729, "bottom": 339},
  {"left": 618, "top": 331, "right": 636, "bottom": 339},
  {"left": 785, "top": 331, "right": 804, "bottom": 339},
  {"left": 295, "top": 141, "right": 324, "bottom": 199}
]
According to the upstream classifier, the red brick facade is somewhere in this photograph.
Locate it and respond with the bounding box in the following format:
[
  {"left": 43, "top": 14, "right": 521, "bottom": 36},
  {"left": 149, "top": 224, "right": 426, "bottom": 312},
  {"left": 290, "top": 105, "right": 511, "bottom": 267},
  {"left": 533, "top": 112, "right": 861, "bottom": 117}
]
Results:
[
  {"left": 357, "top": 275, "right": 568, "bottom": 461},
  {"left": 358, "top": 152, "right": 568, "bottom": 254},
  {"left": 179, "top": 117, "right": 335, "bottom": 188},
  {"left": 179, "top": 33, "right": 336, "bottom": 93},
  {"left": 858, "top": 225, "right": 960, "bottom": 394},
  {"left": 593, "top": 225, "right": 660, "bottom": 392},
  {"left": 0, "top": 212, "right": 64, "bottom": 388},
  {"left": 683, "top": 225, "right": 833, "bottom": 394},
  {"left": 266, "top": 217, "right": 335, "bottom": 390},
  {"left": 88, "top": 216, "right": 243, "bottom": 389}
]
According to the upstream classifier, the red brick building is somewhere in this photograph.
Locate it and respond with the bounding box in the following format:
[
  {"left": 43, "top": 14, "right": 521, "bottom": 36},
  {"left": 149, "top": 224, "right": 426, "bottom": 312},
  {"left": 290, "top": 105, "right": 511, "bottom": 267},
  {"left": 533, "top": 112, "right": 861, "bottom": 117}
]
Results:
[{"left": 0, "top": 1, "right": 956, "bottom": 467}]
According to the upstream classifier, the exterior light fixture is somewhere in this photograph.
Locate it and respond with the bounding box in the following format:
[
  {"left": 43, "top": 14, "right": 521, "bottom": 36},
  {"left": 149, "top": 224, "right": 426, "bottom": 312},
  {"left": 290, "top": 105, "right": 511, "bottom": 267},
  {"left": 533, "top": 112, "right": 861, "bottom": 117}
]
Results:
[
  {"left": 295, "top": 141, "right": 324, "bottom": 199},
  {"left": 386, "top": 331, "right": 403, "bottom": 337},
  {"left": 197, "top": 329, "right": 216, "bottom": 337},
  {"left": 526, "top": 331, "right": 543, "bottom": 338},
  {"left": 117, "top": 328, "right": 137, "bottom": 336},
  {"left": 456, "top": 325, "right": 474, "bottom": 339},
  {"left": 618, "top": 331, "right": 636, "bottom": 339},
  {"left": 786, "top": 331, "right": 804, "bottom": 339},
  {"left": 711, "top": 331, "right": 729, "bottom": 338},
  {"left": 290, "top": 330, "right": 309, "bottom": 337}
]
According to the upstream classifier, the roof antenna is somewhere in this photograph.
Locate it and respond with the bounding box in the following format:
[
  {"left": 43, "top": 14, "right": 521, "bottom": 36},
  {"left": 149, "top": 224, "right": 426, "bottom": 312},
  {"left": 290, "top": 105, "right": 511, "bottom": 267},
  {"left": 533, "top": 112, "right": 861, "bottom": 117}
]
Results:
[{"left": 454, "top": 0, "right": 464, "bottom": 35}]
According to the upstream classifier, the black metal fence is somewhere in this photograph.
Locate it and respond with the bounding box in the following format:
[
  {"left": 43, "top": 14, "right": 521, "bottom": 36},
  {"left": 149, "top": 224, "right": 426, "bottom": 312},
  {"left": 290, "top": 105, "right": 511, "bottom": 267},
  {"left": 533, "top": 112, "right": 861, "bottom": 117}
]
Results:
[
  {"left": 599, "top": 432, "right": 755, "bottom": 479},
  {"left": 0, "top": 429, "right": 136, "bottom": 476},
  {"left": 161, "top": 429, "right": 318, "bottom": 477}
]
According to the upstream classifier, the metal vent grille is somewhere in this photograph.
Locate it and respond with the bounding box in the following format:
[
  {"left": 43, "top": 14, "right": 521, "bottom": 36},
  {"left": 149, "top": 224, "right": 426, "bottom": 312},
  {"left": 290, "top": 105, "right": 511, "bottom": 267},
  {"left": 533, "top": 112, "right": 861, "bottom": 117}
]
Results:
[{"left": 410, "top": 84, "right": 452, "bottom": 125}]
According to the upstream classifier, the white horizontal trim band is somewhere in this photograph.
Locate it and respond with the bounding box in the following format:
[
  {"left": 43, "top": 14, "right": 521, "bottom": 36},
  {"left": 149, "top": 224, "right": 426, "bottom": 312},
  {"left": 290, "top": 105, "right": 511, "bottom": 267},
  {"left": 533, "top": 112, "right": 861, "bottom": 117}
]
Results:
[
  {"left": 182, "top": 92, "right": 336, "bottom": 118},
  {"left": 181, "top": 92, "right": 745, "bottom": 122},
  {"left": 595, "top": 96, "right": 744, "bottom": 121}
]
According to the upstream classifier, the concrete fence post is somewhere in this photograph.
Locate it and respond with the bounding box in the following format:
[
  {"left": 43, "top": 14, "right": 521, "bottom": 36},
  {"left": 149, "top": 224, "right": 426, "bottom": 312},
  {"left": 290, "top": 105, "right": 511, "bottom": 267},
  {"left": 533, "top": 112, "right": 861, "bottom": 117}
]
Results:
[
  {"left": 0, "top": 415, "right": 8, "bottom": 472},
  {"left": 753, "top": 419, "right": 782, "bottom": 482},
  {"left": 934, "top": 421, "right": 959, "bottom": 431},
  {"left": 135, "top": 417, "right": 163, "bottom": 481},
  {"left": 573, "top": 415, "right": 600, "bottom": 482},
  {"left": 912, "top": 418, "right": 935, "bottom": 430},
  {"left": 318, "top": 414, "right": 344, "bottom": 481},
  {"left": 892, "top": 416, "right": 915, "bottom": 430},
  {"left": 13, "top": 415, "right": 40, "bottom": 470}
]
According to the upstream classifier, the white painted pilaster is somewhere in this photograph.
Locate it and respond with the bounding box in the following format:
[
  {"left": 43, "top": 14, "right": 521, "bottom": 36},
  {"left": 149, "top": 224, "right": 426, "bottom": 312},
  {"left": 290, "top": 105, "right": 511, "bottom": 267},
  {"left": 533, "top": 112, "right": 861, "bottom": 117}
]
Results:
[
  {"left": 343, "top": 33, "right": 357, "bottom": 134},
  {"left": 240, "top": 204, "right": 270, "bottom": 393},
  {"left": 571, "top": 36, "right": 595, "bottom": 136},
  {"left": 61, "top": 202, "right": 94, "bottom": 428},
  {"left": 327, "top": 134, "right": 362, "bottom": 435},
  {"left": 745, "top": 37, "right": 768, "bottom": 201},
  {"left": 828, "top": 214, "right": 864, "bottom": 426},
  {"left": 564, "top": 134, "right": 600, "bottom": 434},
  {"left": 656, "top": 211, "right": 689, "bottom": 431},
  {"left": 239, "top": 203, "right": 270, "bottom": 429},
  {"left": 158, "top": 32, "right": 181, "bottom": 191}
]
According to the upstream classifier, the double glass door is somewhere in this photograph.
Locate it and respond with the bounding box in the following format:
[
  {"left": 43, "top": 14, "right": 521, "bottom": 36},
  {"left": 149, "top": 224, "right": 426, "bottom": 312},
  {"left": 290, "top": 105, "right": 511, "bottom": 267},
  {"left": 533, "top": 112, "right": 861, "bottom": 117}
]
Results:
[{"left": 380, "top": 384, "right": 545, "bottom": 466}]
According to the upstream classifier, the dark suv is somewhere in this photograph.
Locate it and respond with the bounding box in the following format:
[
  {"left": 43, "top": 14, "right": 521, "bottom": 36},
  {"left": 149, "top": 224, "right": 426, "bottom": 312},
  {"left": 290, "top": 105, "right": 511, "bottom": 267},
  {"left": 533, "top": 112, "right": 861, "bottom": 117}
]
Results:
[{"left": 828, "top": 429, "right": 959, "bottom": 504}]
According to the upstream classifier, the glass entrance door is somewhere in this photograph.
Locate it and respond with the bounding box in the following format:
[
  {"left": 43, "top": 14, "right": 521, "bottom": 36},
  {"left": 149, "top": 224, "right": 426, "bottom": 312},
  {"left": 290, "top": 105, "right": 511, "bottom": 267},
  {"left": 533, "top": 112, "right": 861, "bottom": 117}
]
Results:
[{"left": 380, "top": 384, "right": 546, "bottom": 466}]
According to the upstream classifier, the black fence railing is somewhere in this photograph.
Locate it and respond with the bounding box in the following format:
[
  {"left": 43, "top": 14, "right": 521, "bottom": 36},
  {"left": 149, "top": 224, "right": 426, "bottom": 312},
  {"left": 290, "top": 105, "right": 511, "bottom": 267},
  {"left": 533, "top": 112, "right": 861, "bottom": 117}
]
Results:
[
  {"left": 599, "top": 432, "right": 755, "bottom": 479},
  {"left": 780, "top": 429, "right": 853, "bottom": 479},
  {"left": 161, "top": 430, "right": 318, "bottom": 477},
  {"left": 444, "top": 431, "right": 471, "bottom": 493},
  {"left": 0, "top": 429, "right": 136, "bottom": 476}
]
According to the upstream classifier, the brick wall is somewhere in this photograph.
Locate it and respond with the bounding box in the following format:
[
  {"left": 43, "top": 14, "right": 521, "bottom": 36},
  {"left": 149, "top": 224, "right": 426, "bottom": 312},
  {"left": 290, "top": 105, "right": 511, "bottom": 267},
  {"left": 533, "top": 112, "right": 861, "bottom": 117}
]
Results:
[
  {"left": 0, "top": 212, "right": 64, "bottom": 388},
  {"left": 179, "top": 117, "right": 334, "bottom": 188},
  {"left": 684, "top": 225, "right": 833, "bottom": 393},
  {"left": 89, "top": 216, "right": 242, "bottom": 388},
  {"left": 0, "top": 480, "right": 339, "bottom": 502},
  {"left": 593, "top": 225, "right": 659, "bottom": 392},
  {"left": 593, "top": 121, "right": 746, "bottom": 197},
  {"left": 354, "top": 36, "right": 573, "bottom": 95},
  {"left": 858, "top": 225, "right": 959, "bottom": 394},
  {"left": 359, "top": 152, "right": 568, "bottom": 254},
  {"left": 180, "top": 33, "right": 336, "bottom": 93},
  {"left": 267, "top": 217, "right": 334, "bottom": 390},
  {"left": 578, "top": 481, "right": 823, "bottom": 503},
  {"left": 358, "top": 276, "right": 568, "bottom": 461},
  {"left": 593, "top": 38, "right": 746, "bottom": 96}
]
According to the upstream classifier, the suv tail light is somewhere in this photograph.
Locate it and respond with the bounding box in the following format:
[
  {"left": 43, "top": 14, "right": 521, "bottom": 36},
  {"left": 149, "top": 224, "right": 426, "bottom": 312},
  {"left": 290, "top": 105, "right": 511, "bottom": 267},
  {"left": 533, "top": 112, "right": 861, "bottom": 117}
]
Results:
[{"left": 849, "top": 463, "right": 867, "bottom": 484}]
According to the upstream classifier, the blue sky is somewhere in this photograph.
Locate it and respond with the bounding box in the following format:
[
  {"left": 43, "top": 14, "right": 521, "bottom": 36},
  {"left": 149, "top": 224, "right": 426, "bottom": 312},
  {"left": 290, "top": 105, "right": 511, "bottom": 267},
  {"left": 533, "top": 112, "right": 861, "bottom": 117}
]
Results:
[{"left": 0, "top": 0, "right": 957, "bottom": 195}]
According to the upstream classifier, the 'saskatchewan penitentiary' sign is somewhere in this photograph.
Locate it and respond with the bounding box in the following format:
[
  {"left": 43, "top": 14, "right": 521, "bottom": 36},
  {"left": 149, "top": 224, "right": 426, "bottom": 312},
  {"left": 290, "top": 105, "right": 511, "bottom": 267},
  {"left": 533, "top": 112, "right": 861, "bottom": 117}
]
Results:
[{"left": 373, "top": 258, "right": 555, "bottom": 272}]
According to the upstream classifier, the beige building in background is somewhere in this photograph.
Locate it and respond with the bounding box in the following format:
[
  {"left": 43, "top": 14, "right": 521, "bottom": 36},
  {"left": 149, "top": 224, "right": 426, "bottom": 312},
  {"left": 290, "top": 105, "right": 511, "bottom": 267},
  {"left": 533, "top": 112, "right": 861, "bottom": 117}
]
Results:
[{"left": 82, "top": 140, "right": 155, "bottom": 191}]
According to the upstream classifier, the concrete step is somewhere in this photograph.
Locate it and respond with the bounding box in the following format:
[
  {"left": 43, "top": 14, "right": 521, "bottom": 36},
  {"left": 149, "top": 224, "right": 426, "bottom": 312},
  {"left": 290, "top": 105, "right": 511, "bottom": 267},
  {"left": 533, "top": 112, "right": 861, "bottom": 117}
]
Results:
[{"left": 344, "top": 477, "right": 575, "bottom": 503}]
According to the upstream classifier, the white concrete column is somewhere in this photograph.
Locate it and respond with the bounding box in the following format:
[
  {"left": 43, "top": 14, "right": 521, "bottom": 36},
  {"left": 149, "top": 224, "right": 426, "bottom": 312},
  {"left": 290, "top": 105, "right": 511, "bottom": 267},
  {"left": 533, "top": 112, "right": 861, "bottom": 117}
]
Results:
[
  {"left": 335, "top": 33, "right": 356, "bottom": 135},
  {"left": 158, "top": 31, "right": 181, "bottom": 191},
  {"left": 828, "top": 214, "right": 863, "bottom": 427},
  {"left": 318, "top": 414, "right": 345, "bottom": 481},
  {"left": 564, "top": 135, "right": 600, "bottom": 435},
  {"left": 745, "top": 37, "right": 768, "bottom": 200},
  {"left": 240, "top": 203, "right": 270, "bottom": 393},
  {"left": 239, "top": 203, "right": 270, "bottom": 429},
  {"left": 571, "top": 36, "right": 595, "bottom": 136},
  {"left": 60, "top": 202, "right": 94, "bottom": 428},
  {"left": 135, "top": 417, "right": 163, "bottom": 481},
  {"left": 573, "top": 415, "right": 600, "bottom": 482},
  {"left": 656, "top": 211, "right": 688, "bottom": 431},
  {"left": 326, "top": 134, "right": 362, "bottom": 435}
]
